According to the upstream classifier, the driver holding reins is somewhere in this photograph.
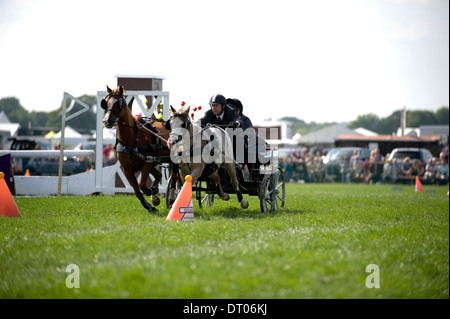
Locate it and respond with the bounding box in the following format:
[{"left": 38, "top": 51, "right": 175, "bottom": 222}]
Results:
[{"left": 200, "top": 94, "right": 242, "bottom": 128}]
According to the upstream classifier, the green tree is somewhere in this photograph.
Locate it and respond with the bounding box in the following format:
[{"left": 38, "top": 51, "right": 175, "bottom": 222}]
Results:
[
  {"left": 378, "top": 110, "right": 401, "bottom": 134},
  {"left": 29, "top": 111, "right": 49, "bottom": 127},
  {"left": 347, "top": 113, "right": 381, "bottom": 132},
  {"left": 0, "top": 97, "right": 31, "bottom": 127},
  {"left": 407, "top": 110, "right": 436, "bottom": 127},
  {"left": 278, "top": 116, "right": 336, "bottom": 135},
  {"left": 434, "top": 107, "right": 449, "bottom": 125},
  {"left": 67, "top": 95, "right": 97, "bottom": 134},
  {"left": 45, "top": 95, "right": 97, "bottom": 134},
  {"left": 45, "top": 108, "right": 62, "bottom": 129},
  {"left": 348, "top": 107, "right": 449, "bottom": 134}
]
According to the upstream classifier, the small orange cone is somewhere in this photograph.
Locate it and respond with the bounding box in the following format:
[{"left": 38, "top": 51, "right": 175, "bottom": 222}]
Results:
[
  {"left": 166, "top": 175, "right": 194, "bottom": 222},
  {"left": 24, "top": 169, "right": 30, "bottom": 176},
  {"left": 0, "top": 172, "right": 21, "bottom": 217},
  {"left": 415, "top": 176, "right": 424, "bottom": 192}
]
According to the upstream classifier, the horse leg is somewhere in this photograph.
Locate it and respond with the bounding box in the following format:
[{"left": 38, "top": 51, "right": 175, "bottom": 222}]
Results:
[
  {"left": 167, "top": 164, "right": 179, "bottom": 207},
  {"left": 149, "top": 165, "right": 162, "bottom": 206},
  {"left": 139, "top": 163, "right": 157, "bottom": 196},
  {"left": 207, "top": 170, "right": 230, "bottom": 201},
  {"left": 122, "top": 164, "right": 157, "bottom": 213},
  {"left": 180, "top": 162, "right": 190, "bottom": 181},
  {"left": 224, "top": 163, "right": 248, "bottom": 209},
  {"left": 189, "top": 164, "right": 204, "bottom": 185}
]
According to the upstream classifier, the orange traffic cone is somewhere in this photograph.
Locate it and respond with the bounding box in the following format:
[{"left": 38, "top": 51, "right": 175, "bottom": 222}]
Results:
[
  {"left": 0, "top": 172, "right": 21, "bottom": 217},
  {"left": 24, "top": 169, "right": 30, "bottom": 176},
  {"left": 415, "top": 176, "right": 424, "bottom": 192},
  {"left": 166, "top": 175, "right": 194, "bottom": 222}
]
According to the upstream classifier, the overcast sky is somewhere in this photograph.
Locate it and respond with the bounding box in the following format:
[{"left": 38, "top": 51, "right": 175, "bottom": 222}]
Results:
[{"left": 0, "top": 0, "right": 448, "bottom": 124}]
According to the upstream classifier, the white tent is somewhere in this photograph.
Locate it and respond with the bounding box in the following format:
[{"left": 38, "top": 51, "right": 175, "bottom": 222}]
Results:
[
  {"left": 298, "top": 124, "right": 359, "bottom": 145},
  {"left": 92, "top": 127, "right": 116, "bottom": 144},
  {"left": 0, "top": 111, "right": 20, "bottom": 149},
  {"left": 355, "top": 127, "right": 378, "bottom": 136},
  {"left": 53, "top": 126, "right": 88, "bottom": 146}
]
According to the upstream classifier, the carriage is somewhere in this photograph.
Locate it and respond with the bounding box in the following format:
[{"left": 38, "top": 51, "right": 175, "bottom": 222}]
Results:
[
  {"left": 101, "top": 85, "right": 285, "bottom": 214},
  {"left": 165, "top": 129, "right": 286, "bottom": 213}
]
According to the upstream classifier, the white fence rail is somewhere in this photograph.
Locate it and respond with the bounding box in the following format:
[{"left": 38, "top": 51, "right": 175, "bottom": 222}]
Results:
[
  {"left": 0, "top": 150, "right": 94, "bottom": 158},
  {"left": 1, "top": 89, "right": 170, "bottom": 196},
  {"left": 0, "top": 150, "right": 95, "bottom": 196}
]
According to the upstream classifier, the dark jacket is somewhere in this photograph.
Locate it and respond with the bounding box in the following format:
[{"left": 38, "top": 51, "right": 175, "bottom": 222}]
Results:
[
  {"left": 240, "top": 113, "right": 253, "bottom": 131},
  {"left": 200, "top": 105, "right": 242, "bottom": 128}
]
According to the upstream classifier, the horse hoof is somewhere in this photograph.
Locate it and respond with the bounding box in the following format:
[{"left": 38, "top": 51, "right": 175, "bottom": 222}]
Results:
[
  {"left": 148, "top": 206, "right": 158, "bottom": 213},
  {"left": 151, "top": 187, "right": 159, "bottom": 195},
  {"left": 152, "top": 195, "right": 161, "bottom": 206},
  {"left": 142, "top": 187, "right": 159, "bottom": 196},
  {"left": 240, "top": 199, "right": 249, "bottom": 209},
  {"left": 219, "top": 193, "right": 230, "bottom": 201}
]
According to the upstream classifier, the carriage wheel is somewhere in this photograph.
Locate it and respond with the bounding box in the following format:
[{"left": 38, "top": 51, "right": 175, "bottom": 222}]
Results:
[
  {"left": 195, "top": 180, "right": 215, "bottom": 209},
  {"left": 165, "top": 174, "right": 181, "bottom": 209},
  {"left": 259, "top": 167, "right": 285, "bottom": 213}
]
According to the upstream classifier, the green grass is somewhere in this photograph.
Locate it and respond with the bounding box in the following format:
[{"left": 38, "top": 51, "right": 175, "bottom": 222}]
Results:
[{"left": 0, "top": 183, "right": 448, "bottom": 299}]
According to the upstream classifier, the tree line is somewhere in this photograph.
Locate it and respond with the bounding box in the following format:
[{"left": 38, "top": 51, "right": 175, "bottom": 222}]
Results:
[
  {"left": 1, "top": 95, "right": 448, "bottom": 136},
  {"left": 346, "top": 107, "right": 449, "bottom": 134},
  {"left": 0, "top": 95, "right": 97, "bottom": 135},
  {"left": 280, "top": 106, "right": 449, "bottom": 135}
]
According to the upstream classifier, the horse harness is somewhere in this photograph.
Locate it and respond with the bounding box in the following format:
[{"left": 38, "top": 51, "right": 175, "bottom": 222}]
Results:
[
  {"left": 102, "top": 93, "right": 170, "bottom": 164},
  {"left": 101, "top": 93, "right": 127, "bottom": 127},
  {"left": 167, "top": 113, "right": 221, "bottom": 177},
  {"left": 116, "top": 119, "right": 170, "bottom": 164}
]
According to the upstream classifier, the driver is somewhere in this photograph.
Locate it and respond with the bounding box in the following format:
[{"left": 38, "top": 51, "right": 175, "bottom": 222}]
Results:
[{"left": 200, "top": 94, "right": 242, "bottom": 128}]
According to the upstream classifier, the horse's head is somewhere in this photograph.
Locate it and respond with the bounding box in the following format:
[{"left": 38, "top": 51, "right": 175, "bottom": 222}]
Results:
[
  {"left": 167, "top": 105, "right": 191, "bottom": 149},
  {"left": 101, "top": 85, "right": 127, "bottom": 129}
]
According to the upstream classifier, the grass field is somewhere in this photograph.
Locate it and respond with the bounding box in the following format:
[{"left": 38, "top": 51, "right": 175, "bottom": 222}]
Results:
[{"left": 0, "top": 183, "right": 448, "bottom": 299}]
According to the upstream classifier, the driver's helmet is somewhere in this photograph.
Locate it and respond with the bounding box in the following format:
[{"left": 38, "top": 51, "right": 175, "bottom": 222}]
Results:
[{"left": 209, "top": 94, "right": 227, "bottom": 106}]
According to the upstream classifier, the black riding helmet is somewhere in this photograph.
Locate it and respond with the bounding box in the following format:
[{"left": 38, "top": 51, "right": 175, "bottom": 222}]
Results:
[
  {"left": 209, "top": 94, "right": 227, "bottom": 106},
  {"left": 226, "top": 98, "right": 243, "bottom": 112}
]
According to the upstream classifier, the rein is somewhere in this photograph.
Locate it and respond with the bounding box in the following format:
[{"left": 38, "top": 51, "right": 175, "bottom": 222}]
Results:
[
  {"left": 169, "top": 113, "right": 224, "bottom": 161},
  {"left": 135, "top": 120, "right": 169, "bottom": 145},
  {"left": 104, "top": 93, "right": 169, "bottom": 163}
]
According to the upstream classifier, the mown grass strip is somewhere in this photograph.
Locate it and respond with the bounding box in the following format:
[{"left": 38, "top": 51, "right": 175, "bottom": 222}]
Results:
[{"left": 0, "top": 184, "right": 448, "bottom": 298}]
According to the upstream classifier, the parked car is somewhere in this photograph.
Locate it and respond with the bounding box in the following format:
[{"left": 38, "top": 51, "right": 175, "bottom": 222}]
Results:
[
  {"left": 323, "top": 147, "right": 371, "bottom": 180},
  {"left": 8, "top": 138, "right": 51, "bottom": 151},
  {"left": 387, "top": 148, "right": 433, "bottom": 165}
]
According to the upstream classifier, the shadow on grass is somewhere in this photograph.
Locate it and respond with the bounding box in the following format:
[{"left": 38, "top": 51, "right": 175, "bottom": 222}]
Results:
[
  {"left": 166, "top": 206, "right": 310, "bottom": 220},
  {"left": 92, "top": 194, "right": 311, "bottom": 220}
]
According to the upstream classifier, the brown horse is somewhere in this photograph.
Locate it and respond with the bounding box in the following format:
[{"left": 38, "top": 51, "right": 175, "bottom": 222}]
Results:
[
  {"left": 101, "top": 85, "right": 177, "bottom": 212},
  {"left": 167, "top": 105, "right": 248, "bottom": 209}
]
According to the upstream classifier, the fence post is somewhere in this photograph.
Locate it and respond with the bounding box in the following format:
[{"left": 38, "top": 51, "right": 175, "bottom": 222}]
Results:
[
  {"left": 57, "top": 93, "right": 91, "bottom": 196},
  {"left": 57, "top": 93, "right": 68, "bottom": 196}
]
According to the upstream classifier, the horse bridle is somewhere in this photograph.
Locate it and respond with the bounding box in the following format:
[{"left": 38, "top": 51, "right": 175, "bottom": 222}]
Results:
[
  {"left": 101, "top": 93, "right": 127, "bottom": 127},
  {"left": 167, "top": 113, "right": 192, "bottom": 142}
]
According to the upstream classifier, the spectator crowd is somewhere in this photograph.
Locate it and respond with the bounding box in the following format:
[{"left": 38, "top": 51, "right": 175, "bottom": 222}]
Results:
[{"left": 280, "top": 147, "right": 449, "bottom": 185}]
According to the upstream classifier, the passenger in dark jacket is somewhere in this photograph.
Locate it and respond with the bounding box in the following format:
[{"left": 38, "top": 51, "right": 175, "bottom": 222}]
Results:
[
  {"left": 226, "top": 98, "right": 261, "bottom": 173},
  {"left": 226, "top": 98, "right": 253, "bottom": 130}
]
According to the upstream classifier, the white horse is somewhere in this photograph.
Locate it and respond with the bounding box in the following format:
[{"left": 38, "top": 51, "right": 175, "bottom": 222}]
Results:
[{"left": 167, "top": 105, "right": 249, "bottom": 209}]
